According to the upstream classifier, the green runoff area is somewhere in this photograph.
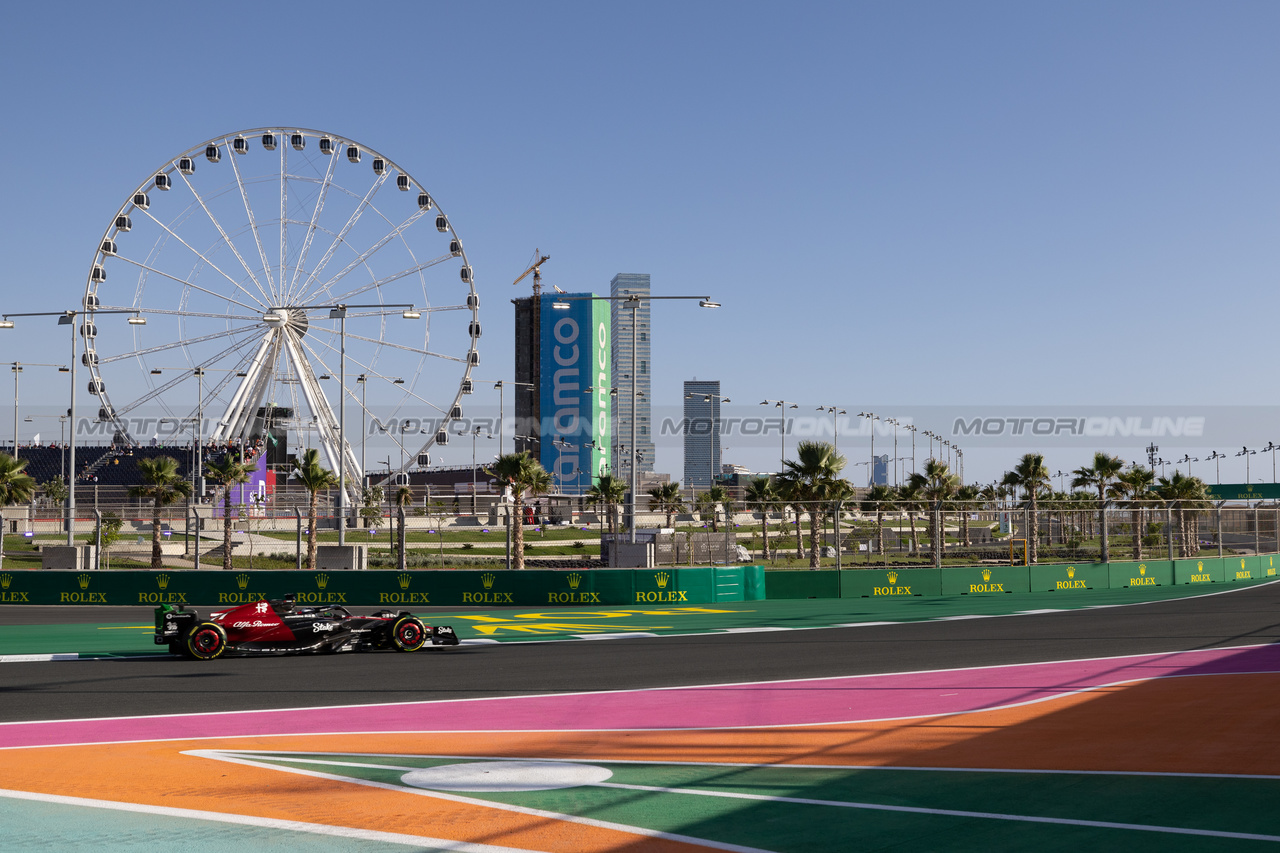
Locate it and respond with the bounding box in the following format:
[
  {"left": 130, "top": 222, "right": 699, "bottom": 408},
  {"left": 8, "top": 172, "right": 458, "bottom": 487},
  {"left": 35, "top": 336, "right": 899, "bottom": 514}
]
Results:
[
  {"left": 222, "top": 752, "right": 1280, "bottom": 852},
  {"left": 1, "top": 575, "right": 1274, "bottom": 659}
]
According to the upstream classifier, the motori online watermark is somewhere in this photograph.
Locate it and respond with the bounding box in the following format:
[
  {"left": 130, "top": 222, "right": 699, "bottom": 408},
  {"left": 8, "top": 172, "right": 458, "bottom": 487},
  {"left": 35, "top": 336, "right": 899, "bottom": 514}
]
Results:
[{"left": 50, "top": 405, "right": 1277, "bottom": 449}]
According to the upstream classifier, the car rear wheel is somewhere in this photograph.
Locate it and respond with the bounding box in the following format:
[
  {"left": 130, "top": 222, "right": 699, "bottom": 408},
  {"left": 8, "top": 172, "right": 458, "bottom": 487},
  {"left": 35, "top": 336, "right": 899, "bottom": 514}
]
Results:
[
  {"left": 391, "top": 616, "right": 427, "bottom": 652},
  {"left": 186, "top": 622, "right": 228, "bottom": 660}
]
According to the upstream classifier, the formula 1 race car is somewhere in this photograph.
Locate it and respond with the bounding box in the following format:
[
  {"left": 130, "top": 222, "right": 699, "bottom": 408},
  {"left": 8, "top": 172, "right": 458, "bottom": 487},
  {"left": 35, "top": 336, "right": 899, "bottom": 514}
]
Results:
[{"left": 154, "top": 596, "right": 459, "bottom": 660}]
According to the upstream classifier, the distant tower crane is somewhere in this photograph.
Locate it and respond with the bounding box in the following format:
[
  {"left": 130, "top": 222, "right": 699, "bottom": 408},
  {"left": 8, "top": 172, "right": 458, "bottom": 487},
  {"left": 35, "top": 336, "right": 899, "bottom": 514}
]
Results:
[{"left": 512, "top": 249, "right": 551, "bottom": 296}]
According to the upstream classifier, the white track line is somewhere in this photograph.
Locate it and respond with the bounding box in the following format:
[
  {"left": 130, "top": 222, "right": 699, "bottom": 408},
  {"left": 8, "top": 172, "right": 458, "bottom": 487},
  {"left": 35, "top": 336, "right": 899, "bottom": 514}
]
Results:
[{"left": 0, "top": 787, "right": 543, "bottom": 852}]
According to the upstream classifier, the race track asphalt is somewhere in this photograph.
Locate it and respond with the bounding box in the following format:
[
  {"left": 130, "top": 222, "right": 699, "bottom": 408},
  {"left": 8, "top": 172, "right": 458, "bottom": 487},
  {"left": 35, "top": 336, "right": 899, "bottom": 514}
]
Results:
[{"left": 1, "top": 581, "right": 1278, "bottom": 724}]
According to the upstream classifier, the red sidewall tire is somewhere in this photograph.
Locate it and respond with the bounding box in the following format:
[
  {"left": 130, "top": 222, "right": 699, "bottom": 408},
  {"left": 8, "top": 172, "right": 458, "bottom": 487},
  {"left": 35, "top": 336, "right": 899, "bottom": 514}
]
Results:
[
  {"left": 392, "top": 616, "right": 427, "bottom": 652},
  {"left": 186, "top": 623, "right": 227, "bottom": 660}
]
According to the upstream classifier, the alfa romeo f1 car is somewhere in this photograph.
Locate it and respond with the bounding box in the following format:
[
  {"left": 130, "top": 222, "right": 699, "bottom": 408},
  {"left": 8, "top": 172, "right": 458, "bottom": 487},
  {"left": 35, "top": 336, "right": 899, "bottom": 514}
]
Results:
[{"left": 154, "top": 596, "right": 459, "bottom": 660}]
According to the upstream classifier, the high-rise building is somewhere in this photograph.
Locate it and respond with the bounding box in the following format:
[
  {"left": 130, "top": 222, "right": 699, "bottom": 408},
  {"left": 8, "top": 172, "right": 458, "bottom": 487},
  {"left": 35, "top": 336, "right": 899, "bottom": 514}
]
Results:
[
  {"left": 513, "top": 292, "right": 611, "bottom": 494},
  {"left": 683, "top": 379, "right": 721, "bottom": 490},
  {"left": 610, "top": 273, "right": 654, "bottom": 481}
]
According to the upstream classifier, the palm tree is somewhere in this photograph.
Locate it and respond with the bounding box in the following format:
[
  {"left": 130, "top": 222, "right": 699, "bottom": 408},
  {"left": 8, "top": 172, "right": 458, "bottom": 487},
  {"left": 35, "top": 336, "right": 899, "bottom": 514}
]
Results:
[
  {"left": 1003, "top": 453, "right": 1052, "bottom": 563},
  {"left": 586, "top": 473, "right": 628, "bottom": 536},
  {"left": 777, "top": 440, "right": 847, "bottom": 569},
  {"left": 1071, "top": 452, "right": 1125, "bottom": 562},
  {"left": 774, "top": 476, "right": 805, "bottom": 561},
  {"left": 897, "top": 478, "right": 924, "bottom": 556},
  {"left": 204, "top": 455, "right": 252, "bottom": 570},
  {"left": 955, "top": 484, "right": 981, "bottom": 547},
  {"left": 860, "top": 483, "right": 896, "bottom": 556},
  {"left": 1116, "top": 466, "right": 1155, "bottom": 560},
  {"left": 488, "top": 452, "right": 553, "bottom": 570},
  {"left": 129, "top": 456, "right": 194, "bottom": 569},
  {"left": 1155, "top": 471, "right": 1210, "bottom": 558},
  {"left": 292, "top": 448, "right": 338, "bottom": 571},
  {"left": 394, "top": 485, "right": 413, "bottom": 569},
  {"left": 0, "top": 453, "right": 35, "bottom": 572},
  {"left": 908, "top": 459, "right": 959, "bottom": 565},
  {"left": 647, "top": 481, "right": 686, "bottom": 530},
  {"left": 697, "top": 484, "right": 730, "bottom": 532},
  {"left": 744, "top": 477, "right": 781, "bottom": 560}
]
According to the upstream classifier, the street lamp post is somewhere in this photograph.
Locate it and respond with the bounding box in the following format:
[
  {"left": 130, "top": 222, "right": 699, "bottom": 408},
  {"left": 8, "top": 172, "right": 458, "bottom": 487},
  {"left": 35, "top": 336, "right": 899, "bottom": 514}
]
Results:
[
  {"left": 1206, "top": 450, "right": 1225, "bottom": 484},
  {"left": 2, "top": 309, "right": 145, "bottom": 545},
  {"left": 817, "top": 405, "right": 846, "bottom": 453},
  {"left": 885, "top": 418, "right": 899, "bottom": 486},
  {"left": 1238, "top": 447, "right": 1256, "bottom": 483},
  {"left": 10, "top": 362, "right": 65, "bottom": 461},
  {"left": 1264, "top": 442, "right": 1278, "bottom": 483},
  {"left": 858, "top": 412, "right": 877, "bottom": 486},
  {"left": 24, "top": 415, "right": 69, "bottom": 481},
  {"left": 489, "top": 379, "right": 536, "bottom": 459},
  {"left": 458, "top": 425, "right": 491, "bottom": 514},
  {"left": 904, "top": 424, "right": 916, "bottom": 477},
  {"left": 552, "top": 437, "right": 575, "bottom": 494},
  {"left": 760, "top": 400, "right": 797, "bottom": 473},
  {"left": 553, "top": 294, "right": 720, "bottom": 545}
]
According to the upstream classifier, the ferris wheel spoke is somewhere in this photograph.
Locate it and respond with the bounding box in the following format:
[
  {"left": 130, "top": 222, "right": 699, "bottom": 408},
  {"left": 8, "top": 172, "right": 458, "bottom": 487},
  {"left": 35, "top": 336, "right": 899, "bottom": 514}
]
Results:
[
  {"left": 99, "top": 324, "right": 262, "bottom": 364},
  {"left": 175, "top": 164, "right": 274, "bottom": 307},
  {"left": 287, "top": 170, "right": 391, "bottom": 304},
  {"left": 95, "top": 306, "right": 263, "bottom": 322},
  {"left": 113, "top": 254, "right": 262, "bottom": 313},
  {"left": 294, "top": 200, "right": 422, "bottom": 305},
  {"left": 286, "top": 150, "right": 340, "bottom": 299},
  {"left": 303, "top": 334, "right": 446, "bottom": 419},
  {"left": 312, "top": 253, "right": 454, "bottom": 307},
  {"left": 112, "top": 336, "right": 259, "bottom": 418},
  {"left": 121, "top": 228, "right": 266, "bottom": 312},
  {"left": 279, "top": 144, "right": 288, "bottom": 298},
  {"left": 283, "top": 331, "right": 361, "bottom": 494},
  {"left": 225, "top": 139, "right": 279, "bottom": 300}
]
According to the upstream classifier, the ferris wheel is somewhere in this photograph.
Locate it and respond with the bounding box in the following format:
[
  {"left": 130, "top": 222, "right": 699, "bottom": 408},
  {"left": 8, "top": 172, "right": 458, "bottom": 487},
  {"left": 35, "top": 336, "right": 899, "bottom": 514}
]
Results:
[{"left": 82, "top": 127, "right": 480, "bottom": 500}]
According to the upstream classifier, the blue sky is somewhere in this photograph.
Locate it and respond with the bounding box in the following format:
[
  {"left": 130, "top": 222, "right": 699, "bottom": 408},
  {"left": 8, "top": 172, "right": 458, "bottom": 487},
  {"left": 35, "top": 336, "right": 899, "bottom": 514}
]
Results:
[{"left": 2, "top": 1, "right": 1279, "bottom": 485}]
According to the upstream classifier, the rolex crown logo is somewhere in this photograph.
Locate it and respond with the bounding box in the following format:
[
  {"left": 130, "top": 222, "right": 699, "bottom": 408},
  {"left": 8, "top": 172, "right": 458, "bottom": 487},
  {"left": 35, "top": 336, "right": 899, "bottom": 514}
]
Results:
[
  {"left": 981, "top": 568, "right": 992, "bottom": 582},
  {"left": 236, "top": 573, "right": 250, "bottom": 590},
  {"left": 1242, "top": 558, "right": 1247, "bottom": 569},
  {"left": 397, "top": 573, "right": 412, "bottom": 590},
  {"left": 77, "top": 574, "right": 91, "bottom": 590},
  {"left": 1196, "top": 561, "right": 1203, "bottom": 571},
  {"left": 315, "top": 573, "right": 329, "bottom": 590},
  {"left": 1067, "top": 567, "right": 1075, "bottom": 579},
  {"left": 481, "top": 573, "right": 495, "bottom": 590},
  {"left": 567, "top": 572, "right": 582, "bottom": 590},
  {"left": 886, "top": 571, "right": 898, "bottom": 584},
  {"left": 655, "top": 572, "right": 670, "bottom": 588},
  {"left": 156, "top": 573, "right": 170, "bottom": 590},
  {"left": 1139, "top": 565, "right": 1146, "bottom": 575},
  {"left": 0, "top": 574, "right": 10, "bottom": 590}
]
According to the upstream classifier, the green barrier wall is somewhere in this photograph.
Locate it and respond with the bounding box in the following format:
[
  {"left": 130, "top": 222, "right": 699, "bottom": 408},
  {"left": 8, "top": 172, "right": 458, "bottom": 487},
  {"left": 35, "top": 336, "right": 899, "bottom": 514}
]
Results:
[
  {"left": 1173, "top": 558, "right": 1223, "bottom": 585},
  {"left": 1029, "top": 562, "right": 1109, "bottom": 592},
  {"left": 0, "top": 566, "right": 769, "bottom": 607},
  {"left": 0, "top": 558, "right": 1268, "bottom": 607},
  {"left": 1225, "top": 555, "right": 1266, "bottom": 582},
  {"left": 941, "top": 565, "right": 1030, "bottom": 595},
  {"left": 839, "top": 568, "right": 941, "bottom": 598},
  {"left": 1108, "top": 560, "right": 1173, "bottom": 589},
  {"left": 1264, "top": 555, "right": 1280, "bottom": 579},
  {"left": 764, "top": 570, "right": 840, "bottom": 599}
]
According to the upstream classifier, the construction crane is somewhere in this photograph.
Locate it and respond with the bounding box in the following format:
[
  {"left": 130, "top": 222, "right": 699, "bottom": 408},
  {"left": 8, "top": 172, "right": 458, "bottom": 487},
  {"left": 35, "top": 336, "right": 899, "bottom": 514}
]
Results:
[{"left": 512, "top": 249, "right": 551, "bottom": 296}]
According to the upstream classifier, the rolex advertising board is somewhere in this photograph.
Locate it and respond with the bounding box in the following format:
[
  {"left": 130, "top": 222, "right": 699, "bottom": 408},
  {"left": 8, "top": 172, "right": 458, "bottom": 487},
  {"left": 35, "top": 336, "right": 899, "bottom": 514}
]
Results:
[{"left": 539, "top": 293, "right": 610, "bottom": 494}]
